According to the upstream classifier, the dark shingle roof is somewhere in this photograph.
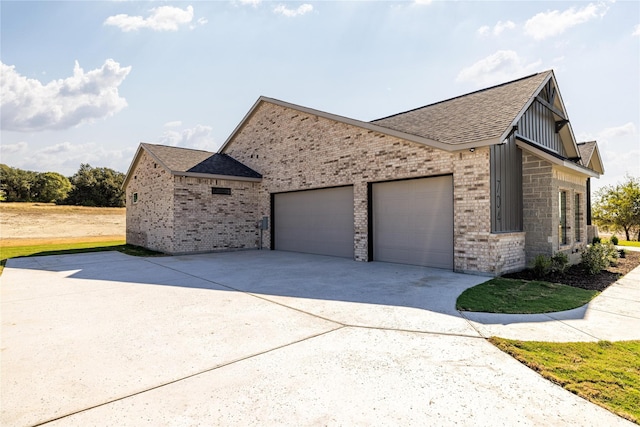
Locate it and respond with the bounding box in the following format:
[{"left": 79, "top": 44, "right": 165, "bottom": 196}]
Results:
[
  {"left": 141, "top": 143, "right": 261, "bottom": 179},
  {"left": 371, "top": 71, "right": 552, "bottom": 145},
  {"left": 577, "top": 141, "right": 596, "bottom": 167},
  {"left": 188, "top": 153, "right": 262, "bottom": 178}
]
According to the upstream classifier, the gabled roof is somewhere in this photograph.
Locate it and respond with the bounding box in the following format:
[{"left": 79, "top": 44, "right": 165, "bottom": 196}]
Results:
[
  {"left": 123, "top": 143, "right": 262, "bottom": 189},
  {"left": 372, "top": 71, "right": 552, "bottom": 146},
  {"left": 577, "top": 141, "right": 605, "bottom": 174}
]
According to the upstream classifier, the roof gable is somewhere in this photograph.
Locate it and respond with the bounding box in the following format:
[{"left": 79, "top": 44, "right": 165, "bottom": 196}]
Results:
[
  {"left": 123, "top": 143, "right": 261, "bottom": 189},
  {"left": 577, "top": 141, "right": 605, "bottom": 174}
]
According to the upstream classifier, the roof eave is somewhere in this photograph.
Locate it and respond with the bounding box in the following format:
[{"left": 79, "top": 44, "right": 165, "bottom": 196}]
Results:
[
  {"left": 173, "top": 171, "right": 262, "bottom": 182},
  {"left": 516, "top": 139, "right": 600, "bottom": 178}
]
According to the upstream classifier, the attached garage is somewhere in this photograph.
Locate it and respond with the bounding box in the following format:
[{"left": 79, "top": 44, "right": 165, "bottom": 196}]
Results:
[
  {"left": 273, "top": 186, "right": 354, "bottom": 258},
  {"left": 372, "top": 175, "right": 454, "bottom": 269}
]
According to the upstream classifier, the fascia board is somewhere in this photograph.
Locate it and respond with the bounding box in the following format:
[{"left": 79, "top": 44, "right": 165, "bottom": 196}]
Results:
[
  {"left": 173, "top": 171, "right": 262, "bottom": 182},
  {"left": 516, "top": 140, "right": 599, "bottom": 178}
]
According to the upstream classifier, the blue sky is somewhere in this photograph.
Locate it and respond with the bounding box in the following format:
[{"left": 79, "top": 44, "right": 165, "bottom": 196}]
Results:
[{"left": 1, "top": 0, "right": 638, "bottom": 193}]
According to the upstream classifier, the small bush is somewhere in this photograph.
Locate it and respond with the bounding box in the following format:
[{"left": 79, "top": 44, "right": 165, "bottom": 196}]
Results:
[
  {"left": 619, "top": 249, "right": 626, "bottom": 258},
  {"left": 551, "top": 252, "right": 569, "bottom": 274},
  {"left": 532, "top": 254, "right": 552, "bottom": 278},
  {"left": 581, "top": 242, "right": 619, "bottom": 275},
  {"left": 610, "top": 235, "right": 619, "bottom": 245},
  {"left": 592, "top": 236, "right": 602, "bottom": 245}
]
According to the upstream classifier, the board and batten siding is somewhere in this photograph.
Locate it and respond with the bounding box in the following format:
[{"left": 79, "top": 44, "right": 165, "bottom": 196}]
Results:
[
  {"left": 490, "top": 136, "right": 523, "bottom": 233},
  {"left": 517, "top": 98, "right": 566, "bottom": 157}
]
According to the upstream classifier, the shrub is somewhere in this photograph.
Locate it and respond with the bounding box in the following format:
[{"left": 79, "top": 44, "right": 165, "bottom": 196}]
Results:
[
  {"left": 610, "top": 235, "right": 619, "bottom": 245},
  {"left": 551, "top": 252, "right": 569, "bottom": 274},
  {"left": 581, "top": 242, "right": 619, "bottom": 275},
  {"left": 532, "top": 254, "right": 552, "bottom": 278},
  {"left": 592, "top": 236, "right": 601, "bottom": 245}
]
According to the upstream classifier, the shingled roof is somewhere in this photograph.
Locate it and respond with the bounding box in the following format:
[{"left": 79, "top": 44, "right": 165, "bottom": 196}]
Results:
[
  {"left": 123, "top": 143, "right": 261, "bottom": 188},
  {"left": 371, "top": 71, "right": 552, "bottom": 145},
  {"left": 577, "top": 141, "right": 604, "bottom": 174}
]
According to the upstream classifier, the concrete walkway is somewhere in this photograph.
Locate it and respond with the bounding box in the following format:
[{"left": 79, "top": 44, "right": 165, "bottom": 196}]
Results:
[
  {"left": 1, "top": 251, "right": 637, "bottom": 426},
  {"left": 462, "top": 260, "right": 640, "bottom": 342}
]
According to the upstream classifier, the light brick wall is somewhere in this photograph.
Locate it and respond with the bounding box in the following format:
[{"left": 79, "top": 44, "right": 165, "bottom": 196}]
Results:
[
  {"left": 522, "top": 152, "right": 588, "bottom": 265},
  {"left": 172, "top": 177, "right": 260, "bottom": 254},
  {"left": 126, "top": 151, "right": 175, "bottom": 253},
  {"left": 225, "top": 102, "right": 516, "bottom": 274}
]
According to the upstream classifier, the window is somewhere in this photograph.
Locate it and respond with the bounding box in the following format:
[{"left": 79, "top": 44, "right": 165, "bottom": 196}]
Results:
[
  {"left": 133, "top": 192, "right": 138, "bottom": 203},
  {"left": 559, "top": 191, "right": 567, "bottom": 245},
  {"left": 575, "top": 193, "right": 581, "bottom": 242},
  {"left": 212, "top": 187, "right": 232, "bottom": 195}
]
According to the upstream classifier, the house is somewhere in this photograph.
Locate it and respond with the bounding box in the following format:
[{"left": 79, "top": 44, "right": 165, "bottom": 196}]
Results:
[{"left": 123, "top": 70, "right": 604, "bottom": 276}]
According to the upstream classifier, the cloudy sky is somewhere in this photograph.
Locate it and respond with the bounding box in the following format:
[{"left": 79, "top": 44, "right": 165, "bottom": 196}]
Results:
[{"left": 1, "top": 0, "right": 638, "bottom": 193}]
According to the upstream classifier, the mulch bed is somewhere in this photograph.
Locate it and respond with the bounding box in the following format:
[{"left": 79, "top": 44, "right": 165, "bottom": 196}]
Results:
[{"left": 503, "top": 250, "right": 640, "bottom": 292}]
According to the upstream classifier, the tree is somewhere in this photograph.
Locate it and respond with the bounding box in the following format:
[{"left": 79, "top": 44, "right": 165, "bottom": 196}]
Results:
[
  {"left": 0, "top": 164, "right": 36, "bottom": 202},
  {"left": 32, "top": 172, "right": 72, "bottom": 203},
  {"left": 593, "top": 174, "right": 640, "bottom": 241},
  {"left": 64, "top": 164, "right": 125, "bottom": 207}
]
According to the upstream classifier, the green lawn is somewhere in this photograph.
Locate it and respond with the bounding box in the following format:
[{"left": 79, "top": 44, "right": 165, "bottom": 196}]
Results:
[
  {"left": 456, "top": 278, "right": 599, "bottom": 314},
  {"left": 0, "top": 240, "right": 161, "bottom": 274},
  {"left": 491, "top": 338, "right": 640, "bottom": 424}
]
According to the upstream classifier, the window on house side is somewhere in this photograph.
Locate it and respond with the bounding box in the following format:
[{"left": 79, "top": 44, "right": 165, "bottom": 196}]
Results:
[
  {"left": 559, "top": 191, "right": 567, "bottom": 245},
  {"left": 575, "top": 193, "right": 581, "bottom": 242},
  {"left": 133, "top": 192, "right": 138, "bottom": 203}
]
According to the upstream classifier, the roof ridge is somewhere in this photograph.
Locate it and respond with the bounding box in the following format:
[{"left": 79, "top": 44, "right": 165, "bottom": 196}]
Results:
[
  {"left": 141, "top": 142, "right": 214, "bottom": 155},
  {"left": 371, "top": 70, "right": 553, "bottom": 123}
]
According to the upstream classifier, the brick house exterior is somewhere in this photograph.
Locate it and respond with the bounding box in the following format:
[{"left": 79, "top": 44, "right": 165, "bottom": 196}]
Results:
[{"left": 124, "top": 70, "right": 603, "bottom": 275}]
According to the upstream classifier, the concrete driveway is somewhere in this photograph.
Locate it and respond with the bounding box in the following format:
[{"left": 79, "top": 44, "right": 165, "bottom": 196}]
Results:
[{"left": 1, "top": 251, "right": 632, "bottom": 426}]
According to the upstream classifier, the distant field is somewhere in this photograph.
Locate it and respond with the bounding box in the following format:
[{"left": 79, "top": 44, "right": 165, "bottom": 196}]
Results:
[{"left": 0, "top": 202, "right": 125, "bottom": 246}]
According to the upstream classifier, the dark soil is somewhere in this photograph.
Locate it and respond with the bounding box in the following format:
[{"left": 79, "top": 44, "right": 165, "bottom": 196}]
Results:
[{"left": 503, "top": 250, "right": 640, "bottom": 292}]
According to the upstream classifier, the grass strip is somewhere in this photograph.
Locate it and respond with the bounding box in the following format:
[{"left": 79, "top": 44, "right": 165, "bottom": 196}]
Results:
[
  {"left": 619, "top": 240, "right": 640, "bottom": 248},
  {"left": 0, "top": 241, "right": 162, "bottom": 275},
  {"left": 490, "top": 338, "right": 640, "bottom": 424},
  {"left": 456, "top": 278, "right": 599, "bottom": 314}
]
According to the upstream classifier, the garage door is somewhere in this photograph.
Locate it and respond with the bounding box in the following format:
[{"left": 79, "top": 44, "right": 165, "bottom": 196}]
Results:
[
  {"left": 274, "top": 186, "right": 354, "bottom": 258},
  {"left": 372, "top": 176, "right": 453, "bottom": 269}
]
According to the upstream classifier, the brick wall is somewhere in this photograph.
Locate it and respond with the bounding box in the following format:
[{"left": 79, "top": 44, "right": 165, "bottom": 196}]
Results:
[
  {"left": 224, "top": 101, "right": 518, "bottom": 275},
  {"left": 172, "top": 177, "right": 260, "bottom": 254},
  {"left": 522, "top": 151, "right": 588, "bottom": 265},
  {"left": 126, "top": 150, "right": 175, "bottom": 253}
]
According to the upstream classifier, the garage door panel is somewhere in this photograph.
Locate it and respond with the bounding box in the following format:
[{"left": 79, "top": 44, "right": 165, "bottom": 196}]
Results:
[
  {"left": 373, "top": 176, "right": 453, "bottom": 269},
  {"left": 274, "top": 187, "right": 354, "bottom": 258}
]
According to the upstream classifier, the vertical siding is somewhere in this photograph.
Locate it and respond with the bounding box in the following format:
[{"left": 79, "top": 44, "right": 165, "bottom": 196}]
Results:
[
  {"left": 517, "top": 101, "right": 566, "bottom": 156},
  {"left": 490, "top": 136, "right": 523, "bottom": 232}
]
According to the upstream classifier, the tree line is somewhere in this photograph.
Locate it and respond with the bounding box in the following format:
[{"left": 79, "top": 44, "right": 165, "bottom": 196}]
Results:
[{"left": 0, "top": 163, "right": 125, "bottom": 207}]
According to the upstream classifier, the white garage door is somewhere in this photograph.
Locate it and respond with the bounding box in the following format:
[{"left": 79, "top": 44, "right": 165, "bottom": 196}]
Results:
[
  {"left": 274, "top": 186, "right": 354, "bottom": 258},
  {"left": 372, "top": 176, "right": 453, "bottom": 269}
]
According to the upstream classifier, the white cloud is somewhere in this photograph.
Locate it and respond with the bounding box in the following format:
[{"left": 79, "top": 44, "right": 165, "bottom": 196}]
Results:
[
  {"left": 273, "top": 4, "right": 313, "bottom": 17},
  {"left": 1, "top": 60, "right": 131, "bottom": 132},
  {"left": 598, "top": 122, "right": 637, "bottom": 140},
  {"left": 9, "top": 141, "right": 135, "bottom": 176},
  {"left": 0, "top": 141, "right": 27, "bottom": 155},
  {"left": 524, "top": 2, "right": 609, "bottom": 41},
  {"left": 104, "top": 5, "right": 194, "bottom": 32},
  {"left": 633, "top": 24, "right": 640, "bottom": 36},
  {"left": 163, "top": 120, "right": 183, "bottom": 128},
  {"left": 456, "top": 50, "right": 542, "bottom": 86},
  {"left": 478, "top": 20, "right": 516, "bottom": 36},
  {"left": 157, "top": 124, "right": 218, "bottom": 151},
  {"left": 413, "top": 0, "right": 433, "bottom": 5},
  {"left": 239, "top": 0, "right": 262, "bottom": 7}
]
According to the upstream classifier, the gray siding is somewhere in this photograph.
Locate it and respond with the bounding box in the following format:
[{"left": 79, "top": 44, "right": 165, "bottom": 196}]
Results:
[
  {"left": 517, "top": 101, "right": 566, "bottom": 156},
  {"left": 491, "top": 138, "right": 523, "bottom": 232}
]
